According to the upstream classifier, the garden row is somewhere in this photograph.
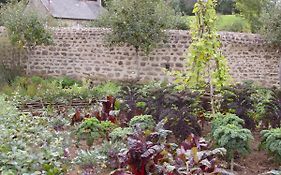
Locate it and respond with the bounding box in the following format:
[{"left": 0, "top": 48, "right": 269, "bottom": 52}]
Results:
[{"left": 0, "top": 76, "right": 280, "bottom": 174}]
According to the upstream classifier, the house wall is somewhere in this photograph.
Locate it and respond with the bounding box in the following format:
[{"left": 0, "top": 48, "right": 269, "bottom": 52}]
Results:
[{"left": 1, "top": 27, "right": 280, "bottom": 87}]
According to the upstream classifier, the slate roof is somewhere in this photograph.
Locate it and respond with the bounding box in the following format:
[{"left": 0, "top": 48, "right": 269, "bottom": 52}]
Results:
[{"left": 41, "top": 0, "right": 105, "bottom": 20}]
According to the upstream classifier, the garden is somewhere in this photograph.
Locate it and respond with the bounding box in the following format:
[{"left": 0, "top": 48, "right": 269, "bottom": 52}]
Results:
[
  {"left": 0, "top": 75, "right": 280, "bottom": 175},
  {"left": 0, "top": 0, "right": 281, "bottom": 175}
]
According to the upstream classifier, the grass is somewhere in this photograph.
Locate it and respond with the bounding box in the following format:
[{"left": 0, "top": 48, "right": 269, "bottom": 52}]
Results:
[{"left": 185, "top": 15, "right": 251, "bottom": 33}]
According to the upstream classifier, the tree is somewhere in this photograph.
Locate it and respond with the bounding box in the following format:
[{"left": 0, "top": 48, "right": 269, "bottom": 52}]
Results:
[
  {"left": 96, "top": 0, "right": 175, "bottom": 79},
  {"left": 0, "top": 0, "right": 52, "bottom": 48},
  {"left": 216, "top": 0, "right": 236, "bottom": 15},
  {"left": 0, "top": 0, "right": 7, "bottom": 5},
  {"left": 259, "top": 0, "right": 281, "bottom": 44},
  {"left": 235, "top": 0, "right": 268, "bottom": 32},
  {"left": 174, "top": 0, "right": 230, "bottom": 114}
]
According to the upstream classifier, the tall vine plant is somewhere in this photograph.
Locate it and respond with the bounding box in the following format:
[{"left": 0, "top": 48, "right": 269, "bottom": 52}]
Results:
[{"left": 174, "top": 0, "right": 230, "bottom": 114}]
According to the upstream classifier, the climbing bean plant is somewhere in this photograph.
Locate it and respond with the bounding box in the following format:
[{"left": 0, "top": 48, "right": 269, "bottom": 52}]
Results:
[{"left": 174, "top": 0, "right": 230, "bottom": 113}]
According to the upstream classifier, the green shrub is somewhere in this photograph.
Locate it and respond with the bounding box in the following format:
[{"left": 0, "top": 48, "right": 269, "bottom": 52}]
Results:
[
  {"left": 0, "top": 96, "right": 66, "bottom": 174},
  {"left": 73, "top": 141, "right": 126, "bottom": 171},
  {"left": 3, "top": 76, "right": 97, "bottom": 103},
  {"left": 235, "top": 0, "right": 267, "bottom": 32},
  {"left": 211, "top": 113, "right": 245, "bottom": 135},
  {"left": 55, "top": 76, "right": 81, "bottom": 88},
  {"left": 109, "top": 127, "right": 133, "bottom": 142},
  {"left": 218, "top": 17, "right": 251, "bottom": 32},
  {"left": 172, "top": 16, "right": 190, "bottom": 30},
  {"left": 129, "top": 115, "right": 156, "bottom": 131},
  {"left": 260, "top": 128, "right": 281, "bottom": 162},
  {"left": 76, "top": 118, "right": 117, "bottom": 147},
  {"left": 0, "top": 1, "right": 52, "bottom": 48},
  {"left": 213, "top": 124, "right": 253, "bottom": 159},
  {"left": 94, "top": 82, "right": 121, "bottom": 98},
  {"left": 259, "top": 1, "right": 281, "bottom": 44},
  {"left": 211, "top": 112, "right": 253, "bottom": 170}
]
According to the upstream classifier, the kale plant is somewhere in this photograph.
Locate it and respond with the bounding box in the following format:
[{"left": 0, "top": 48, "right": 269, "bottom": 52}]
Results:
[
  {"left": 220, "top": 82, "right": 257, "bottom": 130},
  {"left": 260, "top": 128, "right": 281, "bottom": 162}
]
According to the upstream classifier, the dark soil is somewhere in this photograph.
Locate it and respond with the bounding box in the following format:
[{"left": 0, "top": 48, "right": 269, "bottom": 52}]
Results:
[
  {"left": 202, "top": 124, "right": 280, "bottom": 175},
  {"left": 235, "top": 131, "right": 280, "bottom": 175}
]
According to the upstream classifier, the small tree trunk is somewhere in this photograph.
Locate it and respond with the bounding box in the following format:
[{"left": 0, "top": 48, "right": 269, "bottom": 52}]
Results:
[
  {"left": 230, "top": 158, "right": 234, "bottom": 172},
  {"left": 208, "top": 63, "right": 215, "bottom": 114},
  {"left": 135, "top": 48, "right": 140, "bottom": 80}
]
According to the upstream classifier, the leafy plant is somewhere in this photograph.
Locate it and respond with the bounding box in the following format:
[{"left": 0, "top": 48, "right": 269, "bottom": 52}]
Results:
[
  {"left": 109, "top": 127, "right": 133, "bottom": 143},
  {"left": 220, "top": 82, "right": 256, "bottom": 130},
  {"left": 263, "top": 88, "right": 281, "bottom": 128},
  {"left": 119, "top": 83, "right": 202, "bottom": 140},
  {"left": 76, "top": 117, "right": 117, "bottom": 147},
  {"left": 212, "top": 123, "right": 253, "bottom": 171},
  {"left": 111, "top": 122, "right": 229, "bottom": 175},
  {"left": 260, "top": 128, "right": 281, "bottom": 162},
  {"left": 50, "top": 116, "right": 68, "bottom": 131},
  {"left": 211, "top": 113, "right": 245, "bottom": 135},
  {"left": 74, "top": 140, "right": 127, "bottom": 172},
  {"left": 0, "top": 96, "right": 67, "bottom": 174},
  {"left": 250, "top": 86, "right": 272, "bottom": 125},
  {"left": 173, "top": 0, "right": 230, "bottom": 114},
  {"left": 74, "top": 149, "right": 107, "bottom": 172},
  {"left": 142, "top": 85, "right": 202, "bottom": 140},
  {"left": 94, "top": 82, "right": 122, "bottom": 98},
  {"left": 129, "top": 115, "right": 156, "bottom": 131}
]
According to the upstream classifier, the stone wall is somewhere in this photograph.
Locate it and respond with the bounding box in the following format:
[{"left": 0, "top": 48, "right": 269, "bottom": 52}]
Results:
[{"left": 1, "top": 27, "right": 280, "bottom": 87}]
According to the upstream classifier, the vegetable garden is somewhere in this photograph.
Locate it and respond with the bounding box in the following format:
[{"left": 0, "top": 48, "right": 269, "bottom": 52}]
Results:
[
  {"left": 0, "top": 76, "right": 280, "bottom": 175},
  {"left": 0, "top": 0, "right": 281, "bottom": 174}
]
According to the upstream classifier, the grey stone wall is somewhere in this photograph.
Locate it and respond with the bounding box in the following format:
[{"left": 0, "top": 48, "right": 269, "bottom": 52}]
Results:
[{"left": 1, "top": 27, "right": 280, "bottom": 87}]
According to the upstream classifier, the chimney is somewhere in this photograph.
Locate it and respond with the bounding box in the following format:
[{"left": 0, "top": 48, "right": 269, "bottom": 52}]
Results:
[{"left": 97, "top": 0, "right": 102, "bottom": 6}]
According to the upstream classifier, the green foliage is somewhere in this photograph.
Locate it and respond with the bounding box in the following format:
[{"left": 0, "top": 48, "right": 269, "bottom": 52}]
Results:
[
  {"left": 76, "top": 118, "right": 117, "bottom": 147},
  {"left": 94, "top": 82, "right": 121, "bottom": 98},
  {"left": 259, "top": 1, "right": 281, "bottom": 44},
  {"left": 216, "top": 0, "right": 236, "bottom": 15},
  {"left": 74, "top": 140, "right": 126, "bottom": 172},
  {"left": 73, "top": 149, "right": 107, "bottom": 169},
  {"left": 96, "top": 0, "right": 175, "bottom": 54},
  {"left": 235, "top": 0, "right": 268, "bottom": 32},
  {"left": 2, "top": 76, "right": 117, "bottom": 103},
  {"left": 0, "top": 96, "right": 66, "bottom": 174},
  {"left": 0, "top": 63, "right": 23, "bottom": 88},
  {"left": 212, "top": 124, "right": 253, "bottom": 159},
  {"left": 187, "top": 15, "right": 251, "bottom": 32},
  {"left": 174, "top": 0, "right": 230, "bottom": 91},
  {"left": 217, "top": 15, "right": 251, "bottom": 32},
  {"left": 261, "top": 128, "right": 281, "bottom": 162},
  {"left": 176, "top": 0, "right": 197, "bottom": 15},
  {"left": 251, "top": 86, "right": 272, "bottom": 123},
  {"left": 211, "top": 113, "right": 245, "bottom": 135},
  {"left": 0, "top": 0, "right": 52, "bottom": 48},
  {"left": 129, "top": 115, "right": 156, "bottom": 131},
  {"left": 172, "top": 16, "right": 190, "bottom": 30},
  {"left": 220, "top": 82, "right": 257, "bottom": 130},
  {"left": 109, "top": 127, "right": 133, "bottom": 142}
]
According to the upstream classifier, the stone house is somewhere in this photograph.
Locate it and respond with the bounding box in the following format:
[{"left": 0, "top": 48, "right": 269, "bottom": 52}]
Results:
[{"left": 26, "top": 0, "right": 105, "bottom": 26}]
